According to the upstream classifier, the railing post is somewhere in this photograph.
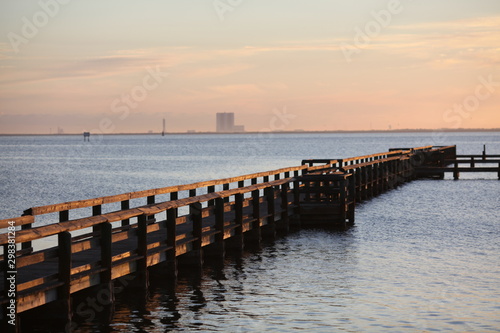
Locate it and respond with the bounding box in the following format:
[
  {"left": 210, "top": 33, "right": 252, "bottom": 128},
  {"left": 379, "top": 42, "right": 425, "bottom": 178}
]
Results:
[
  {"left": 263, "top": 186, "right": 276, "bottom": 239},
  {"left": 280, "top": 182, "right": 290, "bottom": 232},
  {"left": 348, "top": 174, "right": 356, "bottom": 224},
  {"left": 100, "top": 222, "right": 114, "bottom": 304},
  {"left": 121, "top": 200, "right": 130, "bottom": 226},
  {"left": 338, "top": 178, "right": 347, "bottom": 230},
  {"left": 207, "top": 185, "right": 215, "bottom": 206},
  {"left": 471, "top": 156, "right": 475, "bottom": 168},
  {"left": 266, "top": 187, "right": 275, "bottom": 224},
  {"left": 223, "top": 184, "right": 230, "bottom": 203},
  {"left": 245, "top": 189, "right": 261, "bottom": 245},
  {"left": 58, "top": 231, "right": 72, "bottom": 325},
  {"left": 166, "top": 208, "right": 177, "bottom": 277},
  {"left": 136, "top": 215, "right": 149, "bottom": 288},
  {"left": 206, "top": 197, "right": 226, "bottom": 257},
  {"left": 453, "top": 161, "right": 459, "bottom": 180},
  {"left": 59, "top": 210, "right": 69, "bottom": 223},
  {"left": 170, "top": 192, "right": 179, "bottom": 217},
  {"left": 226, "top": 193, "right": 243, "bottom": 252},
  {"left": 20, "top": 212, "right": 33, "bottom": 253},
  {"left": 186, "top": 202, "right": 203, "bottom": 267},
  {"left": 337, "top": 159, "right": 343, "bottom": 169},
  {"left": 92, "top": 205, "right": 102, "bottom": 233}
]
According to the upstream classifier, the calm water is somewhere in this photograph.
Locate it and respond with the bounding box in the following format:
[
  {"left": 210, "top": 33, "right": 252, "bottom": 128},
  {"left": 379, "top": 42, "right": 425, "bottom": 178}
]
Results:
[{"left": 1, "top": 132, "right": 499, "bottom": 332}]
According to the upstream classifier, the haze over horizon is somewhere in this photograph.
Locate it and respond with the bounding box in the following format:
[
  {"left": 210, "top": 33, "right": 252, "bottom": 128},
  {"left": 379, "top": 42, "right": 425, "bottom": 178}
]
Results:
[{"left": 1, "top": 1, "right": 499, "bottom": 134}]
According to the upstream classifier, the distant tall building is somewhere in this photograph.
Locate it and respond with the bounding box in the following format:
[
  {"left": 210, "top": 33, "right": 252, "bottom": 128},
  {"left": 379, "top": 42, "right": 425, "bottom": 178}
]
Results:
[
  {"left": 216, "top": 112, "right": 245, "bottom": 133},
  {"left": 216, "top": 112, "right": 235, "bottom": 132}
]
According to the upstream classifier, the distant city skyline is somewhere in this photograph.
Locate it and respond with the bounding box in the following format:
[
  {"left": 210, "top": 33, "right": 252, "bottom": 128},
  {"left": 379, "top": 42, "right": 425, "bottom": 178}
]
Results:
[{"left": 1, "top": 1, "right": 499, "bottom": 134}]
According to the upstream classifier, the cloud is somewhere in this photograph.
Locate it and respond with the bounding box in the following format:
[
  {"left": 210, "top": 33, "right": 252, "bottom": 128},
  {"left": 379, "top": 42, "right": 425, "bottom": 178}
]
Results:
[
  {"left": 209, "top": 84, "right": 264, "bottom": 95},
  {"left": 183, "top": 63, "right": 254, "bottom": 78}
]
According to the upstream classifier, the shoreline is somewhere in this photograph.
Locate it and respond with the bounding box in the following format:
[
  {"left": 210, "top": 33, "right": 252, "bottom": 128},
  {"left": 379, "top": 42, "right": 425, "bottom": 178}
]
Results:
[{"left": 0, "top": 128, "right": 499, "bottom": 136}]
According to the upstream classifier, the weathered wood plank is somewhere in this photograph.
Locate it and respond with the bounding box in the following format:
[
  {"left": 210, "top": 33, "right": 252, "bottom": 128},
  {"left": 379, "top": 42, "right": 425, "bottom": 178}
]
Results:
[{"left": 0, "top": 215, "right": 34, "bottom": 229}]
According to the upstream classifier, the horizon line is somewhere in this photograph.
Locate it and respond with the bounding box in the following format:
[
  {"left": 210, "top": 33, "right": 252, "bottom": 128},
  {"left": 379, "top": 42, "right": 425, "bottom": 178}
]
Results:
[{"left": 0, "top": 128, "right": 499, "bottom": 136}]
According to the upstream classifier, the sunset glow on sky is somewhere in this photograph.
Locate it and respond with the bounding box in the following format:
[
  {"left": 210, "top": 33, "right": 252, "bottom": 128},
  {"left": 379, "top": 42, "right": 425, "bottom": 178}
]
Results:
[{"left": 1, "top": 1, "right": 499, "bottom": 134}]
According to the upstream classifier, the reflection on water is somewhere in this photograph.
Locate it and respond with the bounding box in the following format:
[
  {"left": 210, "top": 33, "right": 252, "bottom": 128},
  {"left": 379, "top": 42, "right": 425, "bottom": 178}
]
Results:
[{"left": 64, "top": 179, "right": 500, "bottom": 333}]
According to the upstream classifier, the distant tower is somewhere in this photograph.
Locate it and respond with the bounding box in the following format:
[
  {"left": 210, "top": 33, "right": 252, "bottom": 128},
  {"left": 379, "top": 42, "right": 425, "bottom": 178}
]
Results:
[
  {"left": 162, "top": 118, "right": 166, "bottom": 136},
  {"left": 216, "top": 112, "right": 235, "bottom": 132}
]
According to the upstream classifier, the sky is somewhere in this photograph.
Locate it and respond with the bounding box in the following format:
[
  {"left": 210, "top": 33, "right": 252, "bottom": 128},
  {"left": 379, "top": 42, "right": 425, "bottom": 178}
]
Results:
[{"left": 0, "top": 0, "right": 499, "bottom": 134}]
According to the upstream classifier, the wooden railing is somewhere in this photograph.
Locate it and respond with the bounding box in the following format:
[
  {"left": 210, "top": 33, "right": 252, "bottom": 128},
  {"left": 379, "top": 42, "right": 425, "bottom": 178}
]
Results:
[{"left": 0, "top": 145, "right": 459, "bottom": 330}]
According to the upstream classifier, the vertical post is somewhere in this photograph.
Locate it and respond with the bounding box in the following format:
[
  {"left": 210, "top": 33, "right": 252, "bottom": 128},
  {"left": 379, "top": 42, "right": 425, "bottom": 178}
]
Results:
[
  {"left": 214, "top": 198, "right": 226, "bottom": 243},
  {"left": 147, "top": 195, "right": 155, "bottom": 205},
  {"left": 59, "top": 210, "right": 69, "bottom": 223},
  {"left": 497, "top": 162, "right": 500, "bottom": 180},
  {"left": 136, "top": 215, "right": 149, "bottom": 288},
  {"left": 100, "top": 222, "right": 114, "bottom": 303},
  {"left": 235, "top": 193, "right": 244, "bottom": 231},
  {"left": 121, "top": 200, "right": 130, "bottom": 226},
  {"left": 187, "top": 202, "right": 203, "bottom": 267},
  {"left": 245, "top": 189, "right": 261, "bottom": 245},
  {"left": 238, "top": 180, "right": 245, "bottom": 188},
  {"left": 483, "top": 144, "right": 486, "bottom": 160},
  {"left": 453, "top": 161, "right": 459, "bottom": 180},
  {"left": 207, "top": 185, "right": 215, "bottom": 206},
  {"left": 189, "top": 189, "right": 196, "bottom": 197},
  {"left": 280, "top": 182, "right": 290, "bottom": 232},
  {"left": 338, "top": 178, "right": 347, "bottom": 230},
  {"left": 166, "top": 208, "right": 177, "bottom": 277},
  {"left": 372, "top": 163, "right": 379, "bottom": 196},
  {"left": 304, "top": 177, "right": 311, "bottom": 202},
  {"left": 337, "top": 159, "right": 343, "bottom": 170},
  {"left": 348, "top": 174, "right": 356, "bottom": 224},
  {"left": 266, "top": 187, "right": 275, "bottom": 224},
  {"left": 170, "top": 192, "right": 179, "bottom": 217},
  {"left": 20, "top": 213, "right": 33, "bottom": 253},
  {"left": 206, "top": 197, "right": 226, "bottom": 257},
  {"left": 263, "top": 186, "right": 276, "bottom": 239},
  {"left": 223, "top": 183, "right": 230, "bottom": 203},
  {"left": 263, "top": 176, "right": 269, "bottom": 182},
  {"left": 251, "top": 177, "right": 258, "bottom": 185},
  {"left": 471, "top": 156, "right": 475, "bottom": 168},
  {"left": 58, "top": 231, "right": 72, "bottom": 325},
  {"left": 92, "top": 205, "right": 102, "bottom": 234}
]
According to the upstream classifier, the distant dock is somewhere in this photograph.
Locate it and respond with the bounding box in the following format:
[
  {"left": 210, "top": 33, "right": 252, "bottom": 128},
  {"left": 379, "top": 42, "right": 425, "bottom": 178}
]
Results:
[{"left": 1, "top": 145, "right": 498, "bottom": 332}]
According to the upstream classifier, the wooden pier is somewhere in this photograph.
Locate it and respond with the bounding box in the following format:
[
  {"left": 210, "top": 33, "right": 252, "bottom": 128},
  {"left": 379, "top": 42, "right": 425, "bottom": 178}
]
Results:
[{"left": 1, "top": 145, "right": 497, "bottom": 332}]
